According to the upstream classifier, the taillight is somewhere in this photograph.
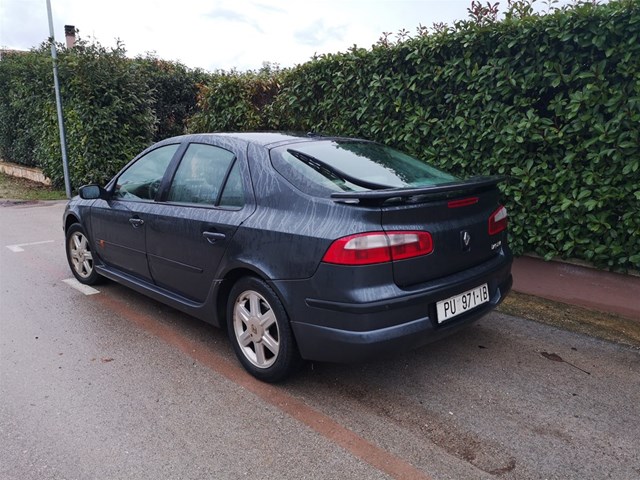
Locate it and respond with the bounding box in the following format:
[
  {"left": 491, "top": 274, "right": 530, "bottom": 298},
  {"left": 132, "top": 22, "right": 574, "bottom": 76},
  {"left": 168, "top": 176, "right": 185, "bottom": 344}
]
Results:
[
  {"left": 387, "top": 232, "right": 434, "bottom": 261},
  {"left": 488, "top": 206, "right": 508, "bottom": 235},
  {"left": 322, "top": 231, "right": 433, "bottom": 265}
]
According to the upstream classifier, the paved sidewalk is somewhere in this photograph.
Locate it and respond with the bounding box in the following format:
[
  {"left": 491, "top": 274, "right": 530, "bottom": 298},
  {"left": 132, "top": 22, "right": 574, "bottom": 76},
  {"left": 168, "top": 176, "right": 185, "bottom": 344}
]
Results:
[{"left": 512, "top": 256, "right": 640, "bottom": 321}]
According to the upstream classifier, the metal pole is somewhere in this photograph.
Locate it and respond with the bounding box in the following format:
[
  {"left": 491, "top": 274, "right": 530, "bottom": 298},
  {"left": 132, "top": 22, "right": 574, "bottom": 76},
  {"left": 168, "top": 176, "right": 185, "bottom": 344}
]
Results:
[{"left": 46, "top": 0, "right": 72, "bottom": 198}]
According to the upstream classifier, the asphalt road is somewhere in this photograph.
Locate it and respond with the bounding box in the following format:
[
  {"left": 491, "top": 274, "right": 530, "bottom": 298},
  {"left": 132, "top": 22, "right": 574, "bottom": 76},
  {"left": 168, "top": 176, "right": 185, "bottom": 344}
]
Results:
[{"left": 1, "top": 200, "right": 639, "bottom": 480}]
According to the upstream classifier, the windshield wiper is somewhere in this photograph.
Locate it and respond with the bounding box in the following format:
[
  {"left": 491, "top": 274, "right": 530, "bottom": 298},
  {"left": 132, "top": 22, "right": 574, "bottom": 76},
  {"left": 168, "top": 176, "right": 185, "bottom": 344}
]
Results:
[{"left": 287, "top": 149, "right": 390, "bottom": 191}]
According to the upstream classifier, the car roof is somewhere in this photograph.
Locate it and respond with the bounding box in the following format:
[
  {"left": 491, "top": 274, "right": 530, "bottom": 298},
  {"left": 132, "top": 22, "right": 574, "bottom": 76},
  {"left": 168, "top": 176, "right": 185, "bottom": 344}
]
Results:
[
  {"left": 215, "top": 132, "right": 315, "bottom": 147},
  {"left": 161, "top": 132, "right": 362, "bottom": 149}
]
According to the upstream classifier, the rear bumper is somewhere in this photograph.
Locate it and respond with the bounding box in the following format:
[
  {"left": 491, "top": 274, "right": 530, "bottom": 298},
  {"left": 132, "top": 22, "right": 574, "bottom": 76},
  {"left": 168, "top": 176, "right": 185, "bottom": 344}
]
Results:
[{"left": 274, "top": 251, "right": 512, "bottom": 363}]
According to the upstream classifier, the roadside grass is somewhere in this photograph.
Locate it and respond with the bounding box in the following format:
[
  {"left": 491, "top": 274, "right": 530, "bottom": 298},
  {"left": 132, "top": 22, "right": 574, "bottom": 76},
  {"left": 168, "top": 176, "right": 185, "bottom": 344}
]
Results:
[{"left": 0, "top": 172, "right": 67, "bottom": 201}]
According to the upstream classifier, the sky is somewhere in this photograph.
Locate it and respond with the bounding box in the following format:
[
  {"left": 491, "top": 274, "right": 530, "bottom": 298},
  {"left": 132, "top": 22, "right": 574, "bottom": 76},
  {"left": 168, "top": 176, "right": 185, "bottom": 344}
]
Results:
[{"left": 1, "top": 0, "right": 579, "bottom": 72}]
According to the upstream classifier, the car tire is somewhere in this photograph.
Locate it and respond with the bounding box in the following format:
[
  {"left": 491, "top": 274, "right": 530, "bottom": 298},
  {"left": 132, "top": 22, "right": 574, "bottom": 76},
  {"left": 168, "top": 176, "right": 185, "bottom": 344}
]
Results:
[
  {"left": 65, "top": 223, "right": 102, "bottom": 285},
  {"left": 227, "top": 277, "right": 301, "bottom": 382}
]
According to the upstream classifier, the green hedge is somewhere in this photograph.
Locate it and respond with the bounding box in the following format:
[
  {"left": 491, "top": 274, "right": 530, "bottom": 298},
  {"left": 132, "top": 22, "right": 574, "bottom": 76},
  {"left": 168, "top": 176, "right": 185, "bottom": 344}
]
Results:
[
  {"left": 0, "top": 42, "right": 206, "bottom": 187},
  {"left": 134, "top": 57, "right": 209, "bottom": 141},
  {"left": 0, "top": 50, "right": 50, "bottom": 168},
  {"left": 188, "top": 64, "right": 283, "bottom": 132},
  {"left": 44, "top": 42, "right": 157, "bottom": 187}
]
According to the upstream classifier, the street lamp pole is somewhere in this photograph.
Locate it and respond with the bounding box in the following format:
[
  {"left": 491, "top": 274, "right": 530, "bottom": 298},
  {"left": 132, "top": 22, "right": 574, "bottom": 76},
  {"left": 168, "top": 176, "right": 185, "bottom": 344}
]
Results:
[{"left": 45, "top": 0, "right": 72, "bottom": 198}]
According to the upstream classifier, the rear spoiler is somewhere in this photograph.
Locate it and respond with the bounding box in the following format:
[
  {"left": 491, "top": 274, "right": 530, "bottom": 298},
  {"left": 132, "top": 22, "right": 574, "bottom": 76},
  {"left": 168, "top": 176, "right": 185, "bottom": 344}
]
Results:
[{"left": 330, "top": 175, "right": 506, "bottom": 206}]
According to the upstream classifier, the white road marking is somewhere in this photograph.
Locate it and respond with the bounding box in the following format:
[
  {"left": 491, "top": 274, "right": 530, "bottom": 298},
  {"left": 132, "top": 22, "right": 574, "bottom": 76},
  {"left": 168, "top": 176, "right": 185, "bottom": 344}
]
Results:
[
  {"left": 6, "top": 240, "right": 56, "bottom": 252},
  {"left": 62, "top": 278, "right": 100, "bottom": 295}
]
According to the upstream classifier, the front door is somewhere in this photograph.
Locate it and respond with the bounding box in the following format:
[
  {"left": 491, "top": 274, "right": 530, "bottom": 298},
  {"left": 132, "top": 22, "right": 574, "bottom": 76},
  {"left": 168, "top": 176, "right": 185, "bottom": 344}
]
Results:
[{"left": 89, "top": 144, "right": 180, "bottom": 281}]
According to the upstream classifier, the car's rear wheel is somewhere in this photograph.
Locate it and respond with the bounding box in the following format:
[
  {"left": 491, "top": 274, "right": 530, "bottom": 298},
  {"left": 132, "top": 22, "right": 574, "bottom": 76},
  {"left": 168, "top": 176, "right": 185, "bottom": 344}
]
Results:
[
  {"left": 65, "top": 223, "right": 102, "bottom": 285},
  {"left": 227, "top": 277, "right": 301, "bottom": 382}
]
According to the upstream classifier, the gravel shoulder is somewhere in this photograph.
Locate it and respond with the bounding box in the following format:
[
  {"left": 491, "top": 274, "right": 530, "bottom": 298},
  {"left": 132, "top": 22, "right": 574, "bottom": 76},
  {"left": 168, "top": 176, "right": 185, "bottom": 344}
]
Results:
[{"left": 499, "top": 291, "right": 640, "bottom": 349}]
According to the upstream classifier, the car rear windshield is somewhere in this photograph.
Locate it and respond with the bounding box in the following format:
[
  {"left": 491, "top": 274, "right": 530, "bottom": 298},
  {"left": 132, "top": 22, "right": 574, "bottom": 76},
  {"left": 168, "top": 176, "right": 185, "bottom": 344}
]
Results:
[{"left": 270, "top": 140, "right": 456, "bottom": 195}]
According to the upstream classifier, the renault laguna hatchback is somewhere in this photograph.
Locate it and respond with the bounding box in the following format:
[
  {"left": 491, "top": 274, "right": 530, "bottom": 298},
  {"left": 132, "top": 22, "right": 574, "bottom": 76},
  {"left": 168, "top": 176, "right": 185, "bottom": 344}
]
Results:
[{"left": 64, "top": 133, "right": 512, "bottom": 382}]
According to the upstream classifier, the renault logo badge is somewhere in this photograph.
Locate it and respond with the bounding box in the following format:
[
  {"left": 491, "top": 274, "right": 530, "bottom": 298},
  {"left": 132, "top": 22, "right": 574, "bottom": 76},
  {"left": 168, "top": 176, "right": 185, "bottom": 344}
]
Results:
[{"left": 461, "top": 231, "right": 471, "bottom": 251}]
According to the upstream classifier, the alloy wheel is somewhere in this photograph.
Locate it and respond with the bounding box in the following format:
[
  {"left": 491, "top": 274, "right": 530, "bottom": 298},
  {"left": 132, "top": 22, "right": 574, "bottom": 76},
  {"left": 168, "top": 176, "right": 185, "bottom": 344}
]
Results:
[
  {"left": 69, "top": 231, "right": 94, "bottom": 280},
  {"left": 232, "top": 289, "right": 280, "bottom": 369}
]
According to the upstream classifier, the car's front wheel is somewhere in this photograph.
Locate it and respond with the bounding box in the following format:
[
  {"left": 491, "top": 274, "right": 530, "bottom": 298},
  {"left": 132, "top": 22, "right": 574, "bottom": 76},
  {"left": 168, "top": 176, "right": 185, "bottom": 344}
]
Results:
[
  {"left": 65, "top": 223, "right": 102, "bottom": 285},
  {"left": 227, "top": 277, "right": 301, "bottom": 382}
]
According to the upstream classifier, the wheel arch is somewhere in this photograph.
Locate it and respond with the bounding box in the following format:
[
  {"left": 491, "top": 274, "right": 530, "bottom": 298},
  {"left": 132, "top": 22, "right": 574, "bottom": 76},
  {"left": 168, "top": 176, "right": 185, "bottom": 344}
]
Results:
[
  {"left": 216, "top": 268, "right": 262, "bottom": 330},
  {"left": 64, "top": 213, "right": 81, "bottom": 232},
  {"left": 215, "top": 267, "right": 293, "bottom": 332}
]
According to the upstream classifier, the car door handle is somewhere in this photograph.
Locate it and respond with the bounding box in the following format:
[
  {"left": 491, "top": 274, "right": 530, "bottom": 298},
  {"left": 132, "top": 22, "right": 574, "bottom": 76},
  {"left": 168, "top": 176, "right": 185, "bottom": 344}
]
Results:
[
  {"left": 129, "top": 217, "right": 144, "bottom": 228},
  {"left": 203, "top": 231, "right": 226, "bottom": 244}
]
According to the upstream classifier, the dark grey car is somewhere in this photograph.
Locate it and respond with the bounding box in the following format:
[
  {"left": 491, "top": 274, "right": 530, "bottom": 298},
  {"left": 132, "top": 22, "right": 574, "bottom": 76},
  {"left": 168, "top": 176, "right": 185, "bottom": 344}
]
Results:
[{"left": 64, "top": 132, "right": 512, "bottom": 382}]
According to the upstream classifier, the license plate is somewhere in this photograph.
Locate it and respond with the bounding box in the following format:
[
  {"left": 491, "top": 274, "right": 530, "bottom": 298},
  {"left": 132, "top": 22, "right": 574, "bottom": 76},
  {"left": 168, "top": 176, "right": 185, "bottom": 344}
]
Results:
[{"left": 436, "top": 283, "right": 489, "bottom": 323}]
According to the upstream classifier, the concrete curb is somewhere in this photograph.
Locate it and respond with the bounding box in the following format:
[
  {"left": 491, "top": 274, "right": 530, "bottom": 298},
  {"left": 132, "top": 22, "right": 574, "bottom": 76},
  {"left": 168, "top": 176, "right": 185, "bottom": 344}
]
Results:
[{"left": 0, "top": 160, "right": 51, "bottom": 186}]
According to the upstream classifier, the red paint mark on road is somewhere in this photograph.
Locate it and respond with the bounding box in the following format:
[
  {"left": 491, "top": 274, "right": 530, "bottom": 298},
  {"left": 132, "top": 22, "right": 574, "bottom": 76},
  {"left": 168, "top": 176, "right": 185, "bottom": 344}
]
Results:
[{"left": 94, "top": 292, "right": 433, "bottom": 480}]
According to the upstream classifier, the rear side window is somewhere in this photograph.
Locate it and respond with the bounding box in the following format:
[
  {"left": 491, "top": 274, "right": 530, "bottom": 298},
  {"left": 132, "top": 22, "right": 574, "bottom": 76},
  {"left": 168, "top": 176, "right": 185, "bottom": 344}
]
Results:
[
  {"left": 270, "top": 140, "right": 456, "bottom": 195},
  {"left": 218, "top": 161, "right": 245, "bottom": 207},
  {"left": 168, "top": 144, "right": 236, "bottom": 206}
]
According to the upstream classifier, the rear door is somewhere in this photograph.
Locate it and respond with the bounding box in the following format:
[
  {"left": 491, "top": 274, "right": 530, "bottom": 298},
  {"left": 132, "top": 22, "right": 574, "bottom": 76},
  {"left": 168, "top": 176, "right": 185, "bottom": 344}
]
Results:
[
  {"left": 381, "top": 187, "right": 504, "bottom": 287},
  {"left": 145, "top": 142, "right": 254, "bottom": 303}
]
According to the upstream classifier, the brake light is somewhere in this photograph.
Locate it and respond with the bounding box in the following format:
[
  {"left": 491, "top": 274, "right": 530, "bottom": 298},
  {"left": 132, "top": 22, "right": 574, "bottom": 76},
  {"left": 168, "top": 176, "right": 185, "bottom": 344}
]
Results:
[
  {"left": 448, "top": 197, "right": 479, "bottom": 208},
  {"left": 488, "top": 206, "right": 508, "bottom": 235},
  {"left": 322, "top": 231, "right": 433, "bottom": 265}
]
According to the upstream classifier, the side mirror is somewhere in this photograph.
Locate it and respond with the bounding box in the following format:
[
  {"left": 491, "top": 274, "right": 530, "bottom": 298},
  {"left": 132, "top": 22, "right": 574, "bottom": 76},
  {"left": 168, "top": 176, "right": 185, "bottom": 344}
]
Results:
[{"left": 78, "top": 184, "right": 108, "bottom": 200}]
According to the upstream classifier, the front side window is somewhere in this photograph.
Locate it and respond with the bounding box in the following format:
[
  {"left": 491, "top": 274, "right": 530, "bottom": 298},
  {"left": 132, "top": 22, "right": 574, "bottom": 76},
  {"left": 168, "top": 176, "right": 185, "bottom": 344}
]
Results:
[
  {"left": 113, "top": 144, "right": 179, "bottom": 201},
  {"left": 167, "top": 144, "right": 236, "bottom": 206}
]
